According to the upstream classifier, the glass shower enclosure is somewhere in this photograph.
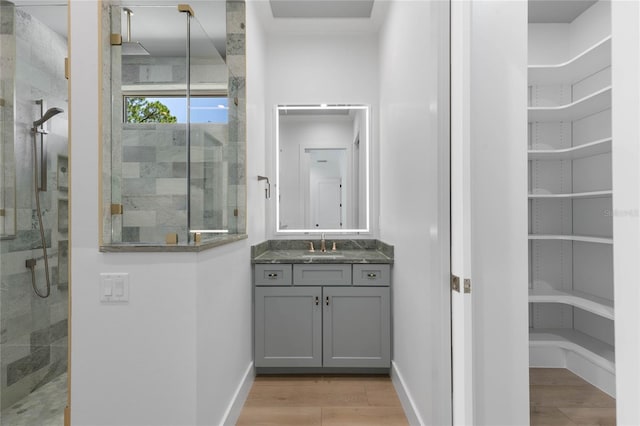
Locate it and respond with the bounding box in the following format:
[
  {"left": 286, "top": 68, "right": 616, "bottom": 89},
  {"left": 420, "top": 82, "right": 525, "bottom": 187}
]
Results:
[
  {"left": 0, "top": 1, "right": 69, "bottom": 424},
  {"left": 104, "top": 2, "right": 244, "bottom": 246}
]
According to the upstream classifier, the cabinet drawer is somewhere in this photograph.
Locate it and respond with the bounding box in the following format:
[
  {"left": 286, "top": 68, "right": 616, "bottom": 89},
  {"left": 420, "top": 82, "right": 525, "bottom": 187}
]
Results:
[
  {"left": 353, "top": 264, "right": 390, "bottom": 286},
  {"left": 254, "top": 264, "right": 292, "bottom": 286},
  {"left": 294, "top": 264, "right": 352, "bottom": 286}
]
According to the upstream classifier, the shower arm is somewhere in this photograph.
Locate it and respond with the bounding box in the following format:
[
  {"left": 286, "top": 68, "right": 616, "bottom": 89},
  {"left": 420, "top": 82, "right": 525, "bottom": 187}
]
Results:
[{"left": 124, "top": 8, "right": 133, "bottom": 43}]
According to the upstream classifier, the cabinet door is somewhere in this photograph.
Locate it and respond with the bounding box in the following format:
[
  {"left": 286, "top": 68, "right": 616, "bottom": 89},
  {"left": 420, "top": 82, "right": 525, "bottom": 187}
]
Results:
[
  {"left": 255, "top": 287, "right": 322, "bottom": 367},
  {"left": 323, "top": 287, "right": 391, "bottom": 368}
]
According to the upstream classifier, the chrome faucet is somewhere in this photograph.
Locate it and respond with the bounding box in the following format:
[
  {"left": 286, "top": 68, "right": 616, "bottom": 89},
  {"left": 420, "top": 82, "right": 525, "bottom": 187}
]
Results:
[{"left": 320, "top": 233, "right": 326, "bottom": 253}]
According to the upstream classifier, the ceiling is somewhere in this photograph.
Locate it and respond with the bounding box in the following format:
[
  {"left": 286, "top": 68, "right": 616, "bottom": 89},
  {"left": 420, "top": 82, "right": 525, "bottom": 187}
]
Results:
[
  {"left": 269, "top": 0, "right": 375, "bottom": 19},
  {"left": 255, "top": 0, "right": 388, "bottom": 35},
  {"left": 528, "top": 0, "right": 598, "bottom": 23},
  {"left": 16, "top": 0, "right": 600, "bottom": 59}
]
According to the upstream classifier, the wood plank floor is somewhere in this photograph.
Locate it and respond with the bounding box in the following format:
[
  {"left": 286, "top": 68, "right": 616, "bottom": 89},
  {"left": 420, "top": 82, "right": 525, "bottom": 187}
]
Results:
[
  {"left": 237, "top": 369, "right": 615, "bottom": 425},
  {"left": 530, "top": 368, "right": 616, "bottom": 426},
  {"left": 237, "top": 375, "right": 408, "bottom": 426}
]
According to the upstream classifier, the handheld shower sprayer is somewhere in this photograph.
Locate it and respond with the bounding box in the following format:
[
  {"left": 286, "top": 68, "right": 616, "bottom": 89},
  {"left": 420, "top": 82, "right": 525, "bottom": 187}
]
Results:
[
  {"left": 26, "top": 102, "right": 65, "bottom": 299},
  {"left": 32, "top": 107, "right": 64, "bottom": 131}
]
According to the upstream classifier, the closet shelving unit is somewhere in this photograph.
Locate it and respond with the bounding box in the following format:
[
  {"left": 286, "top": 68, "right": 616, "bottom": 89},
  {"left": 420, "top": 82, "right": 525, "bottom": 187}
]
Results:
[
  {"left": 528, "top": 190, "right": 612, "bottom": 199},
  {"left": 528, "top": 137, "right": 611, "bottom": 160},
  {"left": 528, "top": 234, "right": 612, "bottom": 244},
  {"left": 528, "top": 9, "right": 614, "bottom": 395},
  {"left": 528, "top": 86, "right": 611, "bottom": 122}
]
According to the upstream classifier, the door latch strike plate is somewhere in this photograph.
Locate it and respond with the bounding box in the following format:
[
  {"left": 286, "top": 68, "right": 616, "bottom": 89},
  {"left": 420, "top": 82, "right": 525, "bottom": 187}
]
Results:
[
  {"left": 464, "top": 278, "right": 471, "bottom": 294},
  {"left": 451, "top": 274, "right": 460, "bottom": 293}
]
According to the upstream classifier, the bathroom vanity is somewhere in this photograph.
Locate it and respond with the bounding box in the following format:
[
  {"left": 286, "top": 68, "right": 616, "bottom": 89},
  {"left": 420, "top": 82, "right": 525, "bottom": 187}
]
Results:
[{"left": 251, "top": 240, "right": 393, "bottom": 372}]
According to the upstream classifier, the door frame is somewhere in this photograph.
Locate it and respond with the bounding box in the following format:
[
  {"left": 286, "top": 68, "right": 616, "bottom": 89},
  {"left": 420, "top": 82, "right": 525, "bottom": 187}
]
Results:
[{"left": 450, "top": 1, "right": 473, "bottom": 423}]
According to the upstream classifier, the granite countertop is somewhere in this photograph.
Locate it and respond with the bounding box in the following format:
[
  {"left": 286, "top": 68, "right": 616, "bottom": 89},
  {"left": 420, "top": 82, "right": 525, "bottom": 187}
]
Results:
[
  {"left": 251, "top": 239, "right": 394, "bottom": 264},
  {"left": 100, "top": 234, "right": 248, "bottom": 253}
]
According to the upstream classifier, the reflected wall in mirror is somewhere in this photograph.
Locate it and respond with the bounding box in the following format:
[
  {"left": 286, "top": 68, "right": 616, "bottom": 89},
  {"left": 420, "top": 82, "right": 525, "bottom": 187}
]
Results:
[
  {"left": 101, "top": 1, "right": 246, "bottom": 246},
  {"left": 276, "top": 105, "right": 369, "bottom": 233}
]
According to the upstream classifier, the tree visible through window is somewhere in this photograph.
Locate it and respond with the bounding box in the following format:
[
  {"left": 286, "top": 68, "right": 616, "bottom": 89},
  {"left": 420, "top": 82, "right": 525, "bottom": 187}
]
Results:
[
  {"left": 125, "top": 97, "right": 177, "bottom": 123},
  {"left": 124, "top": 96, "right": 229, "bottom": 124}
]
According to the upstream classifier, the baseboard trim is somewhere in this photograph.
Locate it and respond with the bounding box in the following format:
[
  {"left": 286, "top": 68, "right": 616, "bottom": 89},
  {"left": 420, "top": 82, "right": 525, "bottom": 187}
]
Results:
[
  {"left": 221, "top": 361, "right": 255, "bottom": 426},
  {"left": 391, "top": 361, "right": 423, "bottom": 425},
  {"left": 530, "top": 346, "right": 616, "bottom": 397}
]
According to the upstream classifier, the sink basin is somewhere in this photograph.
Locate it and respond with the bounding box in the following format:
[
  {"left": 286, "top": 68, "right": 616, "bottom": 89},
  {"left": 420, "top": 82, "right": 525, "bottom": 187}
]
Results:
[{"left": 302, "top": 253, "right": 345, "bottom": 259}]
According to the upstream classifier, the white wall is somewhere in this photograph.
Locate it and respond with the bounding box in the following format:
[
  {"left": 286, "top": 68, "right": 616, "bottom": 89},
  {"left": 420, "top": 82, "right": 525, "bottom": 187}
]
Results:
[
  {"left": 612, "top": 1, "right": 640, "bottom": 424},
  {"left": 195, "top": 2, "right": 268, "bottom": 423},
  {"left": 265, "top": 33, "right": 379, "bottom": 106},
  {"left": 70, "top": 1, "right": 263, "bottom": 424},
  {"left": 469, "top": 1, "right": 529, "bottom": 424},
  {"left": 378, "top": 1, "right": 451, "bottom": 424}
]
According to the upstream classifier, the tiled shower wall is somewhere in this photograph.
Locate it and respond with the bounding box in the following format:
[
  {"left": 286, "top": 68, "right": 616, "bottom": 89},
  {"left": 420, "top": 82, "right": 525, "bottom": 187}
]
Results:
[
  {"left": 0, "top": 6, "right": 69, "bottom": 410},
  {"left": 226, "top": 0, "right": 247, "bottom": 236},
  {"left": 121, "top": 123, "right": 230, "bottom": 243}
]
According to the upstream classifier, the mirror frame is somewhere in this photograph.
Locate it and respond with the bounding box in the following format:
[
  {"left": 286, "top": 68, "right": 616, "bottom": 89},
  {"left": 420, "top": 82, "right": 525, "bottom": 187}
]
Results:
[{"left": 275, "top": 104, "right": 370, "bottom": 234}]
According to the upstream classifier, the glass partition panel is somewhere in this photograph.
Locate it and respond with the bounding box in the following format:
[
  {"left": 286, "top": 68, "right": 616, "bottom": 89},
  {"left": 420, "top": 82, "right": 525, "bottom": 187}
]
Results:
[
  {"left": 110, "top": 5, "right": 188, "bottom": 244},
  {"left": 102, "top": 1, "right": 246, "bottom": 247},
  {"left": 0, "top": 1, "right": 16, "bottom": 239},
  {"left": 187, "top": 12, "right": 236, "bottom": 241}
]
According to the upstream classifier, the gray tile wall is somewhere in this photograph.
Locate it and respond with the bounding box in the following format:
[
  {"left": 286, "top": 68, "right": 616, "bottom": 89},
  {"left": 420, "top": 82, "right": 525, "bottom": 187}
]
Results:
[
  {"left": 120, "top": 123, "right": 230, "bottom": 243},
  {"left": 0, "top": 5, "right": 68, "bottom": 410},
  {"left": 226, "top": 0, "right": 247, "bottom": 236}
]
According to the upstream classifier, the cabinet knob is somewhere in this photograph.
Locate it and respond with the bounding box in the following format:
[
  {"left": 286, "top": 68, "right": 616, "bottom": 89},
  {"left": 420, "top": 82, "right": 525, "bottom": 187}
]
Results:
[
  {"left": 367, "top": 273, "right": 377, "bottom": 278},
  {"left": 325, "top": 296, "right": 330, "bottom": 306},
  {"left": 315, "top": 296, "right": 319, "bottom": 306},
  {"left": 267, "top": 273, "right": 278, "bottom": 278}
]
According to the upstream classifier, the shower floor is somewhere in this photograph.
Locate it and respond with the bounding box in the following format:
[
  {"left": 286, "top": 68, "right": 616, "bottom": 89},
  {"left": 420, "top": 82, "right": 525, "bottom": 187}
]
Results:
[{"left": 1, "top": 373, "right": 66, "bottom": 426}]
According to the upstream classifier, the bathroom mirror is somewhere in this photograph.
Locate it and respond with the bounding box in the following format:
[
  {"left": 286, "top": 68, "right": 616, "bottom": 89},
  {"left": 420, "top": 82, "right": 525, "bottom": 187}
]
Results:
[{"left": 276, "top": 105, "right": 369, "bottom": 233}]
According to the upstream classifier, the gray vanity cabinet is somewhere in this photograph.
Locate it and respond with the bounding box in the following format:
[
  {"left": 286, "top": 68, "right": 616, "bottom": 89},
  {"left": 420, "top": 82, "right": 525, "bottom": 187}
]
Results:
[
  {"left": 254, "top": 263, "right": 391, "bottom": 370},
  {"left": 323, "top": 286, "right": 390, "bottom": 368},
  {"left": 255, "top": 286, "right": 322, "bottom": 367}
]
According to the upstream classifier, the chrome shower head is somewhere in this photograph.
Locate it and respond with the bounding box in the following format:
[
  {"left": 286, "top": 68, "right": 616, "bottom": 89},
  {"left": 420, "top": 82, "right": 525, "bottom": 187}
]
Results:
[
  {"left": 122, "top": 8, "right": 150, "bottom": 56},
  {"left": 33, "top": 107, "right": 63, "bottom": 129}
]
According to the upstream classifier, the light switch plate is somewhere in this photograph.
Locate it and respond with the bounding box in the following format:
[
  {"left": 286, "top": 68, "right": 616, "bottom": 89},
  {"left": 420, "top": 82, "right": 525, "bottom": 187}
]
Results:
[{"left": 100, "top": 273, "right": 129, "bottom": 303}]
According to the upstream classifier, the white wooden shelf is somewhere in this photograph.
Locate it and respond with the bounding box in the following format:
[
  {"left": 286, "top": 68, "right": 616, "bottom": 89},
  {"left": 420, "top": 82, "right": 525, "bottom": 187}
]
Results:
[
  {"left": 528, "top": 138, "right": 612, "bottom": 161},
  {"left": 528, "top": 190, "right": 612, "bottom": 199},
  {"left": 529, "top": 288, "right": 614, "bottom": 320},
  {"left": 529, "top": 36, "right": 612, "bottom": 85},
  {"left": 529, "top": 328, "right": 615, "bottom": 374},
  {"left": 528, "top": 86, "right": 611, "bottom": 122},
  {"left": 529, "top": 234, "right": 613, "bottom": 244}
]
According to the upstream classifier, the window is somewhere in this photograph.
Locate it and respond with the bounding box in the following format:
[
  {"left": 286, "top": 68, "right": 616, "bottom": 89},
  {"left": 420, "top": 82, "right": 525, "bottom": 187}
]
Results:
[{"left": 124, "top": 96, "right": 229, "bottom": 124}]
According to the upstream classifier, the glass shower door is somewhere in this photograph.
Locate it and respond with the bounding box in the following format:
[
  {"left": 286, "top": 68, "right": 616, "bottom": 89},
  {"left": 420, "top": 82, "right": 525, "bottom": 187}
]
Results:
[{"left": 0, "top": 2, "right": 69, "bottom": 424}]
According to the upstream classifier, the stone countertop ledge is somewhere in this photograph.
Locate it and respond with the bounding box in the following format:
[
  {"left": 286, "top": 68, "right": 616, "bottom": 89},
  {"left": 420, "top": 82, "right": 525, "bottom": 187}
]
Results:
[
  {"left": 100, "top": 234, "right": 248, "bottom": 253},
  {"left": 251, "top": 239, "right": 394, "bottom": 264}
]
